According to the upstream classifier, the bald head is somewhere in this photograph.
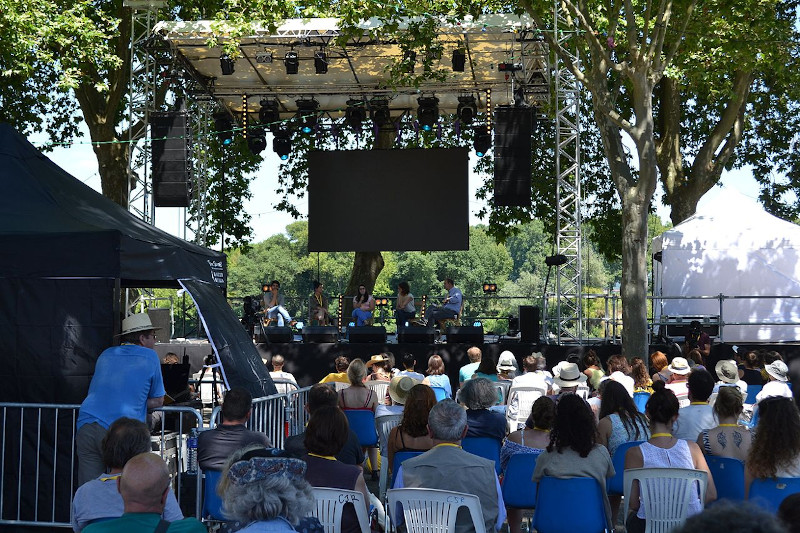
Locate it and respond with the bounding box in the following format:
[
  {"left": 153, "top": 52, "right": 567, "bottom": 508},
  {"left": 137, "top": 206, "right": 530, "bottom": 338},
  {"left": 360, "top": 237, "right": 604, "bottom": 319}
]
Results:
[{"left": 119, "top": 453, "right": 171, "bottom": 513}]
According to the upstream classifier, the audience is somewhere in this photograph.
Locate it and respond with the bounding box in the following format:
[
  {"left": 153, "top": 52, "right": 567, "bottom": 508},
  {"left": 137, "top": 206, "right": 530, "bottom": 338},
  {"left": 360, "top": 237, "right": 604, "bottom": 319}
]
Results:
[
  {"left": 550, "top": 361, "right": 587, "bottom": 399},
  {"left": 713, "top": 359, "right": 748, "bottom": 399},
  {"left": 509, "top": 353, "right": 552, "bottom": 393},
  {"left": 665, "top": 357, "right": 692, "bottom": 406},
  {"left": 397, "top": 353, "right": 424, "bottom": 382},
  {"left": 496, "top": 351, "right": 518, "bottom": 381},
  {"left": 696, "top": 386, "right": 751, "bottom": 461},
  {"left": 650, "top": 351, "right": 670, "bottom": 383},
  {"left": 319, "top": 356, "right": 350, "bottom": 384},
  {"left": 582, "top": 350, "right": 605, "bottom": 391},
  {"left": 606, "top": 355, "right": 634, "bottom": 395},
  {"left": 458, "top": 346, "right": 482, "bottom": 387},
  {"left": 630, "top": 357, "right": 653, "bottom": 393},
  {"left": 745, "top": 396, "right": 800, "bottom": 495},
  {"left": 673, "top": 501, "right": 787, "bottom": 533},
  {"left": 365, "top": 354, "right": 392, "bottom": 381},
  {"left": 386, "top": 384, "right": 436, "bottom": 468},
  {"left": 460, "top": 378, "right": 506, "bottom": 440},
  {"left": 338, "top": 359, "right": 379, "bottom": 479},
  {"left": 472, "top": 352, "right": 499, "bottom": 382},
  {"left": 738, "top": 350, "right": 765, "bottom": 387},
  {"left": 422, "top": 355, "right": 452, "bottom": 398},
  {"left": 756, "top": 360, "right": 792, "bottom": 402},
  {"left": 674, "top": 369, "right": 716, "bottom": 441},
  {"left": 268, "top": 354, "right": 298, "bottom": 393},
  {"left": 778, "top": 493, "right": 800, "bottom": 533}
]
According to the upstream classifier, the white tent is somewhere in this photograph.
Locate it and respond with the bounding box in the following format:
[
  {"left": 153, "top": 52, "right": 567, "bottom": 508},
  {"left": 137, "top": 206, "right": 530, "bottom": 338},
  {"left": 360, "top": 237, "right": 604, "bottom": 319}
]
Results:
[{"left": 652, "top": 188, "right": 800, "bottom": 343}]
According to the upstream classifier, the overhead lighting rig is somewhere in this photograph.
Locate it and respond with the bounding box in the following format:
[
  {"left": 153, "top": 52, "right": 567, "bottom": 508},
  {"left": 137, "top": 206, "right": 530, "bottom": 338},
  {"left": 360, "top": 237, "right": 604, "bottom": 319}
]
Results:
[
  {"left": 284, "top": 51, "right": 299, "bottom": 74},
  {"left": 370, "top": 98, "right": 391, "bottom": 126},
  {"left": 457, "top": 95, "right": 478, "bottom": 125},
  {"left": 295, "top": 99, "right": 319, "bottom": 134},
  {"left": 417, "top": 96, "right": 439, "bottom": 131},
  {"left": 345, "top": 99, "right": 367, "bottom": 132},
  {"left": 314, "top": 51, "right": 328, "bottom": 74},
  {"left": 220, "top": 54, "right": 235, "bottom": 75},
  {"left": 273, "top": 128, "right": 292, "bottom": 160},
  {"left": 258, "top": 99, "right": 280, "bottom": 132}
]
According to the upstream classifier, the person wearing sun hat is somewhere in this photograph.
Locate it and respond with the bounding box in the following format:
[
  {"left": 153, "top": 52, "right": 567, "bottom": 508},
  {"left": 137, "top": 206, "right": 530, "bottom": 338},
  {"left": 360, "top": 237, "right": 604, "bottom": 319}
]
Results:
[
  {"left": 550, "top": 362, "right": 588, "bottom": 400},
  {"left": 665, "top": 357, "right": 692, "bottom": 407},
  {"left": 713, "top": 359, "right": 748, "bottom": 399},
  {"left": 365, "top": 354, "right": 391, "bottom": 381},
  {"left": 756, "top": 360, "right": 792, "bottom": 403},
  {"left": 76, "top": 313, "right": 166, "bottom": 486}
]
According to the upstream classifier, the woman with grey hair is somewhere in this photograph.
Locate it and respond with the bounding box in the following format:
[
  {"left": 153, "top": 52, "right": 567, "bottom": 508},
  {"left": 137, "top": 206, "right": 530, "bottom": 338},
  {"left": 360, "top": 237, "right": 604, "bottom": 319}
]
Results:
[
  {"left": 219, "top": 445, "right": 321, "bottom": 533},
  {"left": 460, "top": 377, "right": 507, "bottom": 440}
]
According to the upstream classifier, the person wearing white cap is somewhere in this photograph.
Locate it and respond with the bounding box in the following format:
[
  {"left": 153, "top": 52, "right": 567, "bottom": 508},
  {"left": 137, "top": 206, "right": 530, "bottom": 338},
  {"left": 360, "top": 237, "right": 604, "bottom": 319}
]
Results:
[
  {"left": 755, "top": 360, "right": 792, "bottom": 403},
  {"left": 76, "top": 313, "right": 166, "bottom": 486},
  {"left": 497, "top": 351, "right": 519, "bottom": 380},
  {"left": 551, "top": 362, "right": 588, "bottom": 399},
  {"left": 665, "top": 357, "right": 692, "bottom": 407}
]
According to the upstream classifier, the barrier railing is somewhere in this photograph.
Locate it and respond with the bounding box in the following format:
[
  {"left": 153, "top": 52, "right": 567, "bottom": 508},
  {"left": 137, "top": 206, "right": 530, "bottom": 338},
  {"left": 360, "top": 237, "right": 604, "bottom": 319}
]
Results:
[{"left": 286, "top": 387, "right": 311, "bottom": 436}]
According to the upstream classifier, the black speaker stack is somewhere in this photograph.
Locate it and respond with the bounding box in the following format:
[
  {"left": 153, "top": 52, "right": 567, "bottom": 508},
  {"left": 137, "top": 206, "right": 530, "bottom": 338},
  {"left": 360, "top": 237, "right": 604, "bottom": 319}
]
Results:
[
  {"left": 347, "top": 326, "right": 387, "bottom": 343},
  {"left": 302, "top": 326, "right": 339, "bottom": 343},
  {"left": 445, "top": 326, "right": 484, "bottom": 344},
  {"left": 397, "top": 326, "right": 435, "bottom": 344},
  {"left": 257, "top": 326, "right": 293, "bottom": 344},
  {"left": 493, "top": 106, "right": 534, "bottom": 207},
  {"left": 151, "top": 112, "right": 192, "bottom": 207}
]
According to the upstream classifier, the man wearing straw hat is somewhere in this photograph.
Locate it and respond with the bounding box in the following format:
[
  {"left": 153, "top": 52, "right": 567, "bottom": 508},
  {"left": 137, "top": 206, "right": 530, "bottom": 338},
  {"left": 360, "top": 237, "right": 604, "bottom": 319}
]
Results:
[{"left": 76, "top": 313, "right": 166, "bottom": 486}]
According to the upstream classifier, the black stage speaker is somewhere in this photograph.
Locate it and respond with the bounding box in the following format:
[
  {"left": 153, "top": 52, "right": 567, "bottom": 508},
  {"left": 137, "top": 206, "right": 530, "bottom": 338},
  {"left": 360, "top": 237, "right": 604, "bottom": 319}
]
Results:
[
  {"left": 397, "top": 326, "right": 435, "bottom": 344},
  {"left": 348, "top": 326, "right": 387, "bottom": 343},
  {"left": 259, "top": 326, "right": 293, "bottom": 343},
  {"left": 151, "top": 112, "right": 192, "bottom": 207},
  {"left": 446, "top": 326, "right": 484, "bottom": 344},
  {"left": 303, "top": 326, "right": 339, "bottom": 343},
  {"left": 519, "top": 305, "right": 540, "bottom": 343},
  {"left": 493, "top": 106, "right": 533, "bottom": 207}
]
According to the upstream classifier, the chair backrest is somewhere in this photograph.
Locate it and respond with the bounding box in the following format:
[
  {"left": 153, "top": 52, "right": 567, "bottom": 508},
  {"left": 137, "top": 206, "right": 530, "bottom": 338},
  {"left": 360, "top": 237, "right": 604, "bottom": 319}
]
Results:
[
  {"left": 387, "top": 488, "right": 486, "bottom": 533},
  {"left": 203, "top": 469, "right": 225, "bottom": 521},
  {"left": 745, "top": 384, "right": 763, "bottom": 405},
  {"left": 505, "top": 386, "right": 546, "bottom": 431},
  {"left": 271, "top": 377, "right": 299, "bottom": 395},
  {"left": 391, "top": 450, "right": 425, "bottom": 489},
  {"left": 376, "top": 414, "right": 404, "bottom": 457},
  {"left": 501, "top": 452, "right": 541, "bottom": 509},
  {"left": 706, "top": 456, "right": 745, "bottom": 502},
  {"left": 343, "top": 409, "right": 379, "bottom": 447},
  {"left": 366, "top": 380, "right": 390, "bottom": 405},
  {"left": 607, "top": 441, "right": 644, "bottom": 495},
  {"left": 532, "top": 476, "right": 608, "bottom": 533},
  {"left": 311, "top": 487, "right": 370, "bottom": 533},
  {"left": 576, "top": 384, "right": 591, "bottom": 399},
  {"left": 748, "top": 476, "right": 800, "bottom": 513},
  {"left": 461, "top": 437, "right": 502, "bottom": 475},
  {"left": 623, "top": 468, "right": 708, "bottom": 533},
  {"left": 633, "top": 391, "right": 651, "bottom": 413},
  {"left": 494, "top": 382, "right": 511, "bottom": 404},
  {"left": 431, "top": 386, "right": 448, "bottom": 402},
  {"left": 332, "top": 381, "right": 350, "bottom": 392}
]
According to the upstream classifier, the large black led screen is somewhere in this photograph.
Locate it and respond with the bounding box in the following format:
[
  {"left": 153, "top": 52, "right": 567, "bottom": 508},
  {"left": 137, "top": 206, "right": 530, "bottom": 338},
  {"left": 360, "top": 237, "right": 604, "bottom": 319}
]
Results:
[{"left": 308, "top": 148, "right": 469, "bottom": 252}]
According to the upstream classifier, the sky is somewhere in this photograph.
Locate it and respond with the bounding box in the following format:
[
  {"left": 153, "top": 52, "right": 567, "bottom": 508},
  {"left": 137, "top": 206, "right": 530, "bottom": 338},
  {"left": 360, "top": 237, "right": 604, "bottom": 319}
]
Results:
[{"left": 31, "top": 125, "right": 766, "bottom": 244}]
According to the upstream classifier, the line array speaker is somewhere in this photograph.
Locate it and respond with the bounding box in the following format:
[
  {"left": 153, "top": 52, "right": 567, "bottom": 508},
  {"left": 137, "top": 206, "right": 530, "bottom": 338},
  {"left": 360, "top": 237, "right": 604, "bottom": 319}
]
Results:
[
  {"left": 446, "top": 326, "right": 484, "bottom": 344},
  {"left": 397, "top": 326, "right": 435, "bottom": 344},
  {"left": 519, "top": 305, "right": 540, "bottom": 343},
  {"left": 347, "top": 326, "right": 387, "bottom": 343},
  {"left": 493, "top": 106, "right": 533, "bottom": 207},
  {"left": 302, "top": 326, "right": 339, "bottom": 343},
  {"left": 151, "top": 112, "right": 192, "bottom": 207}
]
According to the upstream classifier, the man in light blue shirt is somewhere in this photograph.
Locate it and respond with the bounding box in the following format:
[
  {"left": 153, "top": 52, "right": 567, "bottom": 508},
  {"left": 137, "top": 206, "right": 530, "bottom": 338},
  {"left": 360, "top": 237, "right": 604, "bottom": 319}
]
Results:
[{"left": 424, "top": 278, "right": 463, "bottom": 326}]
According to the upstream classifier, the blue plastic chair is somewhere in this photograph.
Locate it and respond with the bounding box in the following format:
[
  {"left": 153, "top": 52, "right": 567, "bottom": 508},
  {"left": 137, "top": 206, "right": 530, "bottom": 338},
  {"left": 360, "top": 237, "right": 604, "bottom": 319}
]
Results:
[
  {"left": 462, "top": 436, "right": 502, "bottom": 475},
  {"left": 607, "top": 441, "right": 644, "bottom": 496},
  {"left": 431, "top": 386, "right": 448, "bottom": 402},
  {"left": 203, "top": 469, "right": 225, "bottom": 520},
  {"left": 533, "top": 476, "right": 609, "bottom": 533},
  {"left": 748, "top": 477, "right": 800, "bottom": 513},
  {"left": 343, "top": 409, "right": 379, "bottom": 447},
  {"left": 706, "top": 456, "right": 745, "bottom": 502},
  {"left": 501, "top": 453, "right": 540, "bottom": 509},
  {"left": 390, "top": 450, "right": 425, "bottom": 489},
  {"left": 745, "top": 385, "right": 763, "bottom": 404},
  {"left": 633, "top": 392, "right": 650, "bottom": 413}
]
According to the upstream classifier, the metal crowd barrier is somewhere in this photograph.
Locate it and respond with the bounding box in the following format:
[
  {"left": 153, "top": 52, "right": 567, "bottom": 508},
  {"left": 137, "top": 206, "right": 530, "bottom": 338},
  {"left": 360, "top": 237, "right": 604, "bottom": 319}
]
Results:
[{"left": 286, "top": 387, "right": 311, "bottom": 436}]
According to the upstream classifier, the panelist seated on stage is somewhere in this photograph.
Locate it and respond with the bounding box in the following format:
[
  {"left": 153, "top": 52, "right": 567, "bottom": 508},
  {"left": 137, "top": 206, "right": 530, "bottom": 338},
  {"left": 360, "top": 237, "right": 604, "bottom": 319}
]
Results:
[
  {"left": 423, "top": 278, "right": 462, "bottom": 326},
  {"left": 263, "top": 280, "right": 296, "bottom": 327},
  {"left": 395, "top": 281, "right": 416, "bottom": 326},
  {"left": 352, "top": 284, "right": 376, "bottom": 326},
  {"left": 308, "top": 280, "right": 331, "bottom": 326}
]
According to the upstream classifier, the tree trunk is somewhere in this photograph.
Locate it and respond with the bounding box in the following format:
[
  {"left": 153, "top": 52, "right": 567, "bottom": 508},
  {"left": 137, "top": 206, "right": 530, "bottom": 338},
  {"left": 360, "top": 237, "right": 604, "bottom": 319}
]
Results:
[
  {"left": 93, "top": 134, "right": 131, "bottom": 208},
  {"left": 619, "top": 193, "right": 651, "bottom": 359}
]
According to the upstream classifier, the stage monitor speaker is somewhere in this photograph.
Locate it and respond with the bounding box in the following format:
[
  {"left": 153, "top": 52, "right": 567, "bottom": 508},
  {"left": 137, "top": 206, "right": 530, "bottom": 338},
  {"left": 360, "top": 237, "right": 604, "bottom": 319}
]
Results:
[
  {"left": 151, "top": 112, "right": 192, "bottom": 207},
  {"left": 493, "top": 106, "right": 533, "bottom": 207},
  {"left": 397, "top": 326, "right": 435, "bottom": 344},
  {"left": 348, "top": 326, "right": 387, "bottom": 343},
  {"left": 259, "top": 326, "right": 293, "bottom": 343},
  {"left": 302, "top": 326, "right": 339, "bottom": 343},
  {"left": 147, "top": 308, "right": 171, "bottom": 339},
  {"left": 519, "top": 305, "right": 540, "bottom": 343},
  {"left": 446, "top": 326, "right": 484, "bottom": 344}
]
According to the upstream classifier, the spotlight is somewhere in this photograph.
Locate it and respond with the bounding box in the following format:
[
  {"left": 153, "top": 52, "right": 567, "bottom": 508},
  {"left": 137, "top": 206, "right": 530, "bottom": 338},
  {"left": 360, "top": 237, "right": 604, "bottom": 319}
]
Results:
[
  {"left": 284, "top": 51, "right": 299, "bottom": 74},
  {"left": 258, "top": 99, "right": 280, "bottom": 132},
  {"left": 262, "top": 283, "right": 270, "bottom": 292},
  {"left": 416, "top": 96, "right": 439, "bottom": 131},
  {"left": 255, "top": 51, "right": 273, "bottom": 63},
  {"left": 273, "top": 128, "right": 292, "bottom": 160},
  {"left": 295, "top": 99, "right": 319, "bottom": 134},
  {"left": 375, "top": 297, "right": 389, "bottom": 307},
  {"left": 452, "top": 49, "right": 466, "bottom": 72},
  {"left": 220, "top": 54, "right": 235, "bottom": 75},
  {"left": 370, "top": 98, "right": 391, "bottom": 126},
  {"left": 482, "top": 283, "right": 498, "bottom": 294},
  {"left": 545, "top": 254, "right": 569, "bottom": 267},
  {"left": 214, "top": 114, "right": 234, "bottom": 146},
  {"left": 345, "top": 99, "right": 367, "bottom": 132},
  {"left": 247, "top": 127, "right": 267, "bottom": 155},
  {"left": 314, "top": 51, "right": 328, "bottom": 74},
  {"left": 498, "top": 62, "right": 523, "bottom": 72},
  {"left": 473, "top": 129, "right": 491, "bottom": 157},
  {"left": 457, "top": 95, "right": 477, "bottom": 125},
  {"left": 472, "top": 320, "right": 483, "bottom": 328}
]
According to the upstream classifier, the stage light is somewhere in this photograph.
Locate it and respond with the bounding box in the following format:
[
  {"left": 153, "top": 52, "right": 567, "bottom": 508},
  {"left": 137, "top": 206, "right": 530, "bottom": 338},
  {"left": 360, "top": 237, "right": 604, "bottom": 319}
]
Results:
[
  {"left": 452, "top": 49, "right": 466, "bottom": 72},
  {"left": 295, "top": 99, "right": 319, "bottom": 134},
  {"left": 545, "top": 254, "right": 568, "bottom": 266},
  {"left": 247, "top": 127, "right": 267, "bottom": 155},
  {"left": 375, "top": 297, "right": 389, "bottom": 306},
  {"left": 473, "top": 320, "right": 483, "bottom": 328},
  {"left": 273, "top": 128, "right": 292, "bottom": 160},
  {"left": 370, "top": 97, "right": 391, "bottom": 126},
  {"left": 255, "top": 51, "right": 272, "bottom": 63},
  {"left": 258, "top": 99, "right": 280, "bottom": 131},
  {"left": 262, "top": 283, "right": 270, "bottom": 292},
  {"left": 482, "top": 283, "right": 497, "bottom": 294},
  {"left": 314, "top": 51, "right": 328, "bottom": 74},
  {"left": 345, "top": 99, "right": 367, "bottom": 132},
  {"left": 498, "top": 62, "right": 523, "bottom": 72},
  {"left": 474, "top": 129, "right": 491, "bottom": 157},
  {"left": 214, "top": 114, "right": 234, "bottom": 146},
  {"left": 284, "top": 51, "right": 299, "bottom": 74},
  {"left": 457, "top": 95, "right": 477, "bottom": 125},
  {"left": 220, "top": 54, "right": 235, "bottom": 75},
  {"left": 417, "top": 96, "right": 439, "bottom": 131}
]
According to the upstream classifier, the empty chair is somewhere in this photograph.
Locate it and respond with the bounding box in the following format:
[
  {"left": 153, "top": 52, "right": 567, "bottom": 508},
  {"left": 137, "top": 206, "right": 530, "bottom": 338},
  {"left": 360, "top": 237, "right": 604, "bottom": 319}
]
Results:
[
  {"left": 375, "top": 413, "right": 403, "bottom": 500},
  {"left": 431, "top": 386, "right": 448, "bottom": 402},
  {"left": 706, "top": 456, "right": 745, "bottom": 502},
  {"left": 623, "top": 467, "right": 708, "bottom": 533},
  {"left": 607, "top": 441, "right": 644, "bottom": 496},
  {"left": 202, "top": 469, "right": 225, "bottom": 521},
  {"left": 633, "top": 391, "right": 651, "bottom": 413},
  {"left": 462, "top": 436, "right": 502, "bottom": 475},
  {"left": 532, "top": 476, "right": 609, "bottom": 533},
  {"left": 311, "top": 487, "right": 370, "bottom": 533},
  {"left": 387, "top": 487, "right": 486, "bottom": 533},
  {"left": 505, "top": 386, "right": 546, "bottom": 432},
  {"left": 501, "top": 452, "right": 540, "bottom": 533},
  {"left": 748, "top": 477, "right": 800, "bottom": 513},
  {"left": 745, "top": 385, "right": 762, "bottom": 405},
  {"left": 390, "top": 450, "right": 425, "bottom": 490}
]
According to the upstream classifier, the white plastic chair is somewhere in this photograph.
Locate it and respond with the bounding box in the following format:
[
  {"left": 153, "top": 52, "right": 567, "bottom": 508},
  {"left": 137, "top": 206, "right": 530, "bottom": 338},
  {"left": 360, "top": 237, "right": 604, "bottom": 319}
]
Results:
[
  {"left": 623, "top": 468, "right": 708, "bottom": 533},
  {"left": 387, "top": 488, "right": 487, "bottom": 533},
  {"left": 494, "top": 381, "right": 511, "bottom": 404},
  {"left": 366, "top": 380, "right": 390, "bottom": 405},
  {"left": 310, "top": 487, "right": 370, "bottom": 533},
  {"left": 576, "top": 384, "right": 591, "bottom": 400},
  {"left": 375, "top": 413, "right": 404, "bottom": 500},
  {"left": 505, "top": 386, "right": 546, "bottom": 432},
  {"left": 331, "top": 382, "right": 350, "bottom": 392}
]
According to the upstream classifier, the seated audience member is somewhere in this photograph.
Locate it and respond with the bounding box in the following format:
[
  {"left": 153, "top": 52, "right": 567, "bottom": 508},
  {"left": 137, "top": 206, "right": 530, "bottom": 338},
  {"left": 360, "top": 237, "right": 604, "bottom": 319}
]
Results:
[
  {"left": 383, "top": 352, "right": 399, "bottom": 377},
  {"left": 550, "top": 361, "right": 587, "bottom": 400},
  {"left": 459, "top": 346, "right": 483, "bottom": 387},
  {"left": 308, "top": 281, "right": 330, "bottom": 326},
  {"left": 394, "top": 281, "right": 416, "bottom": 326},
  {"left": 365, "top": 354, "right": 392, "bottom": 382},
  {"left": 378, "top": 374, "right": 417, "bottom": 414},
  {"left": 387, "top": 384, "right": 436, "bottom": 468},
  {"left": 72, "top": 418, "right": 183, "bottom": 531},
  {"left": 197, "top": 387, "right": 271, "bottom": 471},
  {"left": 472, "top": 352, "right": 499, "bottom": 382},
  {"left": 397, "top": 353, "right": 425, "bottom": 382},
  {"left": 606, "top": 355, "right": 634, "bottom": 396},
  {"left": 685, "top": 348, "right": 706, "bottom": 370},
  {"left": 319, "top": 356, "right": 350, "bottom": 384},
  {"left": 739, "top": 350, "right": 766, "bottom": 387},
  {"left": 582, "top": 350, "right": 606, "bottom": 391},
  {"left": 82, "top": 453, "right": 204, "bottom": 533},
  {"left": 625, "top": 381, "right": 716, "bottom": 533},
  {"left": 674, "top": 369, "right": 716, "bottom": 441},
  {"left": 351, "top": 284, "right": 375, "bottom": 327},
  {"left": 460, "top": 378, "right": 506, "bottom": 441},
  {"left": 338, "top": 359, "right": 379, "bottom": 479},
  {"left": 631, "top": 357, "right": 653, "bottom": 393},
  {"left": 532, "top": 394, "right": 615, "bottom": 527},
  {"left": 650, "top": 351, "right": 670, "bottom": 383},
  {"left": 756, "top": 360, "right": 792, "bottom": 403},
  {"left": 672, "top": 501, "right": 787, "bottom": 533},
  {"left": 665, "top": 357, "right": 692, "bottom": 406},
  {"left": 745, "top": 396, "right": 800, "bottom": 495},
  {"left": 713, "top": 359, "right": 747, "bottom": 399},
  {"left": 682, "top": 320, "right": 711, "bottom": 362},
  {"left": 697, "top": 386, "right": 751, "bottom": 461},
  {"left": 284, "top": 384, "right": 363, "bottom": 465},
  {"left": 422, "top": 355, "right": 452, "bottom": 398},
  {"left": 268, "top": 354, "right": 298, "bottom": 393},
  {"left": 219, "top": 447, "right": 320, "bottom": 533},
  {"left": 163, "top": 352, "right": 180, "bottom": 365},
  {"left": 303, "top": 406, "right": 371, "bottom": 533},
  {"left": 393, "top": 400, "right": 506, "bottom": 532},
  {"left": 760, "top": 351, "right": 784, "bottom": 382},
  {"left": 509, "top": 353, "right": 552, "bottom": 393},
  {"left": 778, "top": 493, "right": 800, "bottom": 533},
  {"left": 501, "top": 397, "right": 554, "bottom": 533},
  {"left": 496, "top": 351, "right": 518, "bottom": 381}
]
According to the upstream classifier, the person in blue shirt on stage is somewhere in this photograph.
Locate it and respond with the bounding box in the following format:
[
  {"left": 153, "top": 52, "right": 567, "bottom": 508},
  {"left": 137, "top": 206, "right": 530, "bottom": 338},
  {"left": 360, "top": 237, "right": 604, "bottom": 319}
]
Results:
[{"left": 423, "top": 278, "right": 462, "bottom": 327}]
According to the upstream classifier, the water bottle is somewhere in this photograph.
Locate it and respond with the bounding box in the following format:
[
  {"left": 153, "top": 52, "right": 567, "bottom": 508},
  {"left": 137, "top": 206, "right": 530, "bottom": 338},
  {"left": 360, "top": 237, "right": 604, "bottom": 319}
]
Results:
[{"left": 187, "top": 428, "right": 198, "bottom": 473}]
